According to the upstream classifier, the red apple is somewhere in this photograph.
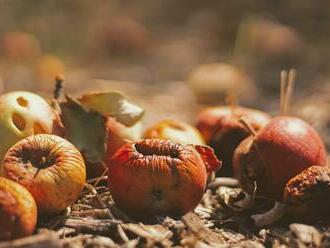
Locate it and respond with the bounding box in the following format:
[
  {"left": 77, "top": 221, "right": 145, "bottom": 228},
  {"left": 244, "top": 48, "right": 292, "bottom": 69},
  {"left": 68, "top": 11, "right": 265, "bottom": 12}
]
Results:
[
  {"left": 144, "top": 119, "right": 205, "bottom": 145},
  {"left": 107, "top": 139, "right": 221, "bottom": 218},
  {"left": 233, "top": 116, "right": 327, "bottom": 200},
  {"left": 3, "top": 134, "right": 86, "bottom": 215},
  {"left": 196, "top": 106, "right": 271, "bottom": 175},
  {"left": 0, "top": 177, "right": 37, "bottom": 240}
]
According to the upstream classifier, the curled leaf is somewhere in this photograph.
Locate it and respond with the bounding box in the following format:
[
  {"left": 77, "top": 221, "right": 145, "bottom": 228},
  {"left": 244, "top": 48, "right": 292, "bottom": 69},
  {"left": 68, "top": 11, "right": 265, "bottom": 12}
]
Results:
[
  {"left": 194, "top": 145, "right": 222, "bottom": 173},
  {"left": 78, "top": 91, "right": 144, "bottom": 127},
  {"left": 60, "top": 95, "right": 107, "bottom": 163}
]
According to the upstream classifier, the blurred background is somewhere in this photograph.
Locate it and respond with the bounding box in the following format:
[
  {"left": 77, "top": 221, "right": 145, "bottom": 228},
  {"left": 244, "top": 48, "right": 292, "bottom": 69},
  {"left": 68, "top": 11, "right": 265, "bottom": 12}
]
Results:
[{"left": 0, "top": 0, "right": 329, "bottom": 145}]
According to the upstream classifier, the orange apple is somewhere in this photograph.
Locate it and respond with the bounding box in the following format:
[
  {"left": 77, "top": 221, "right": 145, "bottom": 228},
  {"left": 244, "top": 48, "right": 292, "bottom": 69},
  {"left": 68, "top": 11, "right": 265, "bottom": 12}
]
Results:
[
  {"left": 144, "top": 119, "right": 205, "bottom": 145},
  {"left": 3, "top": 134, "right": 86, "bottom": 215},
  {"left": 0, "top": 91, "right": 63, "bottom": 173},
  {"left": 0, "top": 177, "right": 37, "bottom": 240},
  {"left": 107, "top": 139, "right": 221, "bottom": 219}
]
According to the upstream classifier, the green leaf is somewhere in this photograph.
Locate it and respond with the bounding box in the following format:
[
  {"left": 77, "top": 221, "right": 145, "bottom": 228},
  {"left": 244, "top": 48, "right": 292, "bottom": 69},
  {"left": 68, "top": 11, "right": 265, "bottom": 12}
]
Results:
[
  {"left": 78, "top": 91, "right": 144, "bottom": 127},
  {"left": 60, "top": 95, "right": 107, "bottom": 163}
]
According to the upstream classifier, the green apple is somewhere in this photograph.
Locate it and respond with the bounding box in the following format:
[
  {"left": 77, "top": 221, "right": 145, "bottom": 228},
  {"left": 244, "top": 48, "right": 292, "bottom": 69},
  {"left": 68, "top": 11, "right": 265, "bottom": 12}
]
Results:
[{"left": 0, "top": 91, "right": 62, "bottom": 171}]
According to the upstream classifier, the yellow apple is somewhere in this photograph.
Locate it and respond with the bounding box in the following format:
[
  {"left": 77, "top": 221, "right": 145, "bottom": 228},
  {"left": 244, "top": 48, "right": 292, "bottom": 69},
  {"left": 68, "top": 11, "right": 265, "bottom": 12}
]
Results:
[
  {"left": 144, "top": 119, "right": 205, "bottom": 145},
  {"left": 0, "top": 91, "right": 63, "bottom": 172}
]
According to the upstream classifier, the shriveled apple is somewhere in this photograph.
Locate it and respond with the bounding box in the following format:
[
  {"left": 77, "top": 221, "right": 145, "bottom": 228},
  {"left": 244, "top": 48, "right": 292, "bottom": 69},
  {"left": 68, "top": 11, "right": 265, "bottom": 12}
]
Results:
[
  {"left": 108, "top": 139, "right": 221, "bottom": 219},
  {"left": 3, "top": 134, "right": 86, "bottom": 215},
  {"left": 71, "top": 91, "right": 144, "bottom": 178},
  {"left": 0, "top": 177, "right": 37, "bottom": 240},
  {"left": 0, "top": 91, "right": 63, "bottom": 173}
]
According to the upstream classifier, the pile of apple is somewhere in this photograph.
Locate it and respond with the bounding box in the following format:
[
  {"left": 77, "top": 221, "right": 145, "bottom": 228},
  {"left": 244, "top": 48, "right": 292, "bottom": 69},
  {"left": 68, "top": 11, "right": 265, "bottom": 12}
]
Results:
[
  {"left": 0, "top": 69, "right": 329, "bottom": 241},
  {"left": 0, "top": 84, "right": 222, "bottom": 241}
]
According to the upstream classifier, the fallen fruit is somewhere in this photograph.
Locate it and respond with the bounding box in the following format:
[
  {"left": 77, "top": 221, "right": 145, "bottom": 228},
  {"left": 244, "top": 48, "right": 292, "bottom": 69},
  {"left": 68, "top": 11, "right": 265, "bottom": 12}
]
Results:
[
  {"left": 77, "top": 92, "right": 143, "bottom": 177},
  {"left": 3, "top": 134, "right": 86, "bottom": 215},
  {"left": 144, "top": 119, "right": 205, "bottom": 145},
  {"left": 1, "top": 31, "right": 41, "bottom": 61},
  {"left": 0, "top": 91, "right": 63, "bottom": 171},
  {"left": 187, "top": 63, "right": 257, "bottom": 104},
  {"left": 0, "top": 177, "right": 37, "bottom": 241},
  {"left": 107, "top": 139, "right": 221, "bottom": 218},
  {"left": 196, "top": 106, "right": 270, "bottom": 175},
  {"left": 233, "top": 116, "right": 327, "bottom": 200},
  {"left": 284, "top": 165, "right": 330, "bottom": 221}
]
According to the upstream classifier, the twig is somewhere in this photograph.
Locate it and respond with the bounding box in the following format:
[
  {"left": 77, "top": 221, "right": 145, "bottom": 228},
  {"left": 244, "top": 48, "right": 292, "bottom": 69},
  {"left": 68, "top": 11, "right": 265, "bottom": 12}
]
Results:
[
  {"left": 208, "top": 177, "right": 239, "bottom": 189},
  {"left": 53, "top": 74, "right": 64, "bottom": 100},
  {"left": 284, "top": 69, "right": 296, "bottom": 114},
  {"left": 251, "top": 202, "right": 286, "bottom": 227},
  {"left": 0, "top": 232, "right": 61, "bottom": 248},
  {"left": 84, "top": 183, "right": 129, "bottom": 243},
  {"left": 280, "top": 70, "right": 288, "bottom": 114}
]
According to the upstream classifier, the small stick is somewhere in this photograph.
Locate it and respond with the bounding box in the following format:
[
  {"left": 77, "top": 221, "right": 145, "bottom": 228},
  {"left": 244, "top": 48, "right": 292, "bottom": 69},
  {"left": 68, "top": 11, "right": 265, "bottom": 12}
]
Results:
[
  {"left": 283, "top": 69, "right": 296, "bottom": 114},
  {"left": 280, "top": 70, "right": 288, "bottom": 114},
  {"left": 251, "top": 201, "right": 286, "bottom": 227},
  {"left": 53, "top": 74, "right": 64, "bottom": 100},
  {"left": 239, "top": 116, "right": 257, "bottom": 136},
  {"left": 208, "top": 177, "right": 239, "bottom": 189},
  {"left": 87, "top": 175, "right": 108, "bottom": 184},
  {"left": 84, "top": 183, "right": 129, "bottom": 243},
  {"left": 225, "top": 93, "right": 238, "bottom": 114}
]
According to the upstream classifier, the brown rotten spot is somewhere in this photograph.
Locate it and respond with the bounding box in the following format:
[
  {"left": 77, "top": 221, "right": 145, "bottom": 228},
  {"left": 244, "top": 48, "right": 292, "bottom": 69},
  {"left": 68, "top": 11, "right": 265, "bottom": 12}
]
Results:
[
  {"left": 284, "top": 165, "right": 330, "bottom": 221},
  {"left": 107, "top": 139, "right": 221, "bottom": 219}
]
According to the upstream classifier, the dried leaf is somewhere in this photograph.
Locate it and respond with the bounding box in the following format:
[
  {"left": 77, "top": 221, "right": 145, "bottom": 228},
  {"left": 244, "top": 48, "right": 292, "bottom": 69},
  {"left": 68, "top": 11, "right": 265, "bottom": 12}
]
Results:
[
  {"left": 60, "top": 95, "right": 107, "bottom": 163},
  {"left": 182, "top": 212, "right": 225, "bottom": 245},
  {"left": 78, "top": 91, "right": 144, "bottom": 127}
]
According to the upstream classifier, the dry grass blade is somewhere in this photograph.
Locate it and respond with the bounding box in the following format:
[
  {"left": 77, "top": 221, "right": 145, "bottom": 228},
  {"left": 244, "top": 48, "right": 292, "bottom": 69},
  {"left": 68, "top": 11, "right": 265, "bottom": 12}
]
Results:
[{"left": 280, "top": 70, "right": 288, "bottom": 114}]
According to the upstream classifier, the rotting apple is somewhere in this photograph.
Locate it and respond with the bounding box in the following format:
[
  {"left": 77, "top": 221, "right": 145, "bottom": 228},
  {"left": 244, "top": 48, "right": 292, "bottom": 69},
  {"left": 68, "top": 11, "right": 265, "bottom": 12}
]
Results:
[
  {"left": 196, "top": 105, "right": 271, "bottom": 175},
  {"left": 0, "top": 91, "right": 63, "bottom": 172},
  {"left": 0, "top": 177, "right": 37, "bottom": 241},
  {"left": 34, "top": 54, "right": 65, "bottom": 88},
  {"left": 87, "top": 117, "right": 143, "bottom": 178},
  {"left": 284, "top": 165, "right": 330, "bottom": 221},
  {"left": 233, "top": 116, "right": 328, "bottom": 200},
  {"left": 2, "top": 134, "right": 86, "bottom": 215},
  {"left": 187, "top": 63, "right": 257, "bottom": 104},
  {"left": 144, "top": 119, "right": 205, "bottom": 145},
  {"left": 107, "top": 139, "right": 221, "bottom": 219},
  {"left": 1, "top": 31, "right": 41, "bottom": 61},
  {"left": 77, "top": 92, "right": 143, "bottom": 178}
]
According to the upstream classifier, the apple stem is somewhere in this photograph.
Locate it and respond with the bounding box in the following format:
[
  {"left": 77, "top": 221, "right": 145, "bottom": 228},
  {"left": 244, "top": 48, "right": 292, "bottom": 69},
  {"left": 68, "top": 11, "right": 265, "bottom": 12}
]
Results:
[
  {"left": 54, "top": 74, "right": 65, "bottom": 100},
  {"left": 33, "top": 168, "right": 41, "bottom": 178},
  {"left": 225, "top": 93, "right": 238, "bottom": 114},
  {"left": 280, "top": 69, "right": 296, "bottom": 115},
  {"left": 251, "top": 201, "right": 286, "bottom": 227},
  {"left": 239, "top": 116, "right": 257, "bottom": 136}
]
